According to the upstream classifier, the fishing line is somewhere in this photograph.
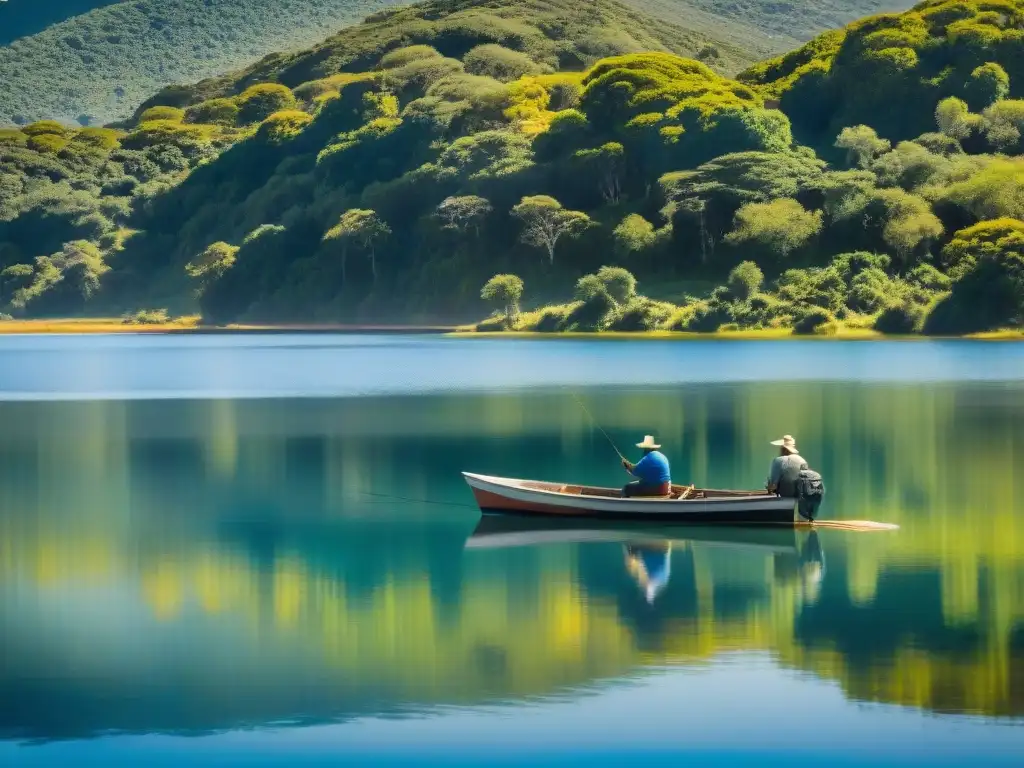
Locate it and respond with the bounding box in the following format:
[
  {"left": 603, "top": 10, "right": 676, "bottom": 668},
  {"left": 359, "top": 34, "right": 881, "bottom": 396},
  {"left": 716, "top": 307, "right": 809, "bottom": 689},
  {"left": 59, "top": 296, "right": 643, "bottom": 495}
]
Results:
[
  {"left": 567, "top": 390, "right": 628, "bottom": 463},
  {"left": 347, "top": 489, "right": 479, "bottom": 510}
]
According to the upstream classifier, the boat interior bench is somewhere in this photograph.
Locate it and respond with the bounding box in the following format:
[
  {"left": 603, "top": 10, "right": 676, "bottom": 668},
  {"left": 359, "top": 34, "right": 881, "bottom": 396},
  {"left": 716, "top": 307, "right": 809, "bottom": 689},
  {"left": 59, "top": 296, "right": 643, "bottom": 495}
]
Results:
[{"left": 525, "top": 482, "right": 772, "bottom": 501}]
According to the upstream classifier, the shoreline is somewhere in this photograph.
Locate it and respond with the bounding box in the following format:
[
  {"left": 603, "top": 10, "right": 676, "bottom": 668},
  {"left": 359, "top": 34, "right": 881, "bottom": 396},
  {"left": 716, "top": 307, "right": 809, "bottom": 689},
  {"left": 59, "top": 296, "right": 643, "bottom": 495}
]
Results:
[{"left": 0, "top": 318, "right": 1022, "bottom": 340}]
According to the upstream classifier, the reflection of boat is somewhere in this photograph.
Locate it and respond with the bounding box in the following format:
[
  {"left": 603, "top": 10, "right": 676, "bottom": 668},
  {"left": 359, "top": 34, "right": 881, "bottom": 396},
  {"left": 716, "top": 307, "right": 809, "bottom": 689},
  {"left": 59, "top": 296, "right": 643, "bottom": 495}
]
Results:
[
  {"left": 464, "top": 514, "right": 801, "bottom": 555},
  {"left": 462, "top": 472, "right": 798, "bottom": 524}
]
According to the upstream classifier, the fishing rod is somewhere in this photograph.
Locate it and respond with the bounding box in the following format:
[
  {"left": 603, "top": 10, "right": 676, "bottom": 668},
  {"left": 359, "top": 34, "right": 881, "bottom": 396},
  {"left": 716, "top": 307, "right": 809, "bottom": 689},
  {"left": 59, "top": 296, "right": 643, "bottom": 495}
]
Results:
[{"left": 568, "top": 390, "right": 630, "bottom": 467}]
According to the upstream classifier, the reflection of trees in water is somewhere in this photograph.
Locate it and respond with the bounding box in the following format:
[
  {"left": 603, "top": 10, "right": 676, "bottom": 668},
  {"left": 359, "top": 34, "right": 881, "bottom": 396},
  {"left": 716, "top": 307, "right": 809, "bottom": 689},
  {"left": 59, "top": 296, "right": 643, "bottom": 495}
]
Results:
[{"left": 0, "top": 382, "right": 1023, "bottom": 731}]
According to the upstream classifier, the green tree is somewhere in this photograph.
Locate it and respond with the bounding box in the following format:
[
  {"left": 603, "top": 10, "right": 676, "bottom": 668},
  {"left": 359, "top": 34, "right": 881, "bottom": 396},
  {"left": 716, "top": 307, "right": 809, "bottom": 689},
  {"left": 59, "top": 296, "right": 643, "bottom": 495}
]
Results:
[
  {"left": 0, "top": 264, "right": 34, "bottom": 308},
  {"left": 873, "top": 189, "right": 943, "bottom": 266},
  {"left": 595, "top": 266, "right": 637, "bottom": 304},
  {"left": 613, "top": 214, "right": 657, "bottom": 256},
  {"left": 185, "top": 242, "right": 239, "bottom": 296},
  {"left": 727, "top": 261, "right": 764, "bottom": 301},
  {"left": 480, "top": 274, "right": 524, "bottom": 325},
  {"left": 323, "top": 209, "right": 391, "bottom": 284},
  {"left": 940, "top": 158, "right": 1024, "bottom": 221},
  {"left": 435, "top": 196, "right": 492, "bottom": 237},
  {"left": 942, "top": 219, "right": 1024, "bottom": 278},
  {"left": 835, "top": 125, "right": 890, "bottom": 168},
  {"left": 573, "top": 142, "right": 625, "bottom": 204},
  {"left": 965, "top": 63, "right": 1009, "bottom": 111},
  {"left": 237, "top": 84, "right": 298, "bottom": 125},
  {"left": 724, "top": 198, "right": 823, "bottom": 259},
  {"left": 935, "top": 97, "right": 980, "bottom": 141},
  {"left": 463, "top": 45, "right": 544, "bottom": 82},
  {"left": 982, "top": 100, "right": 1024, "bottom": 153},
  {"left": 511, "top": 196, "right": 592, "bottom": 265}
]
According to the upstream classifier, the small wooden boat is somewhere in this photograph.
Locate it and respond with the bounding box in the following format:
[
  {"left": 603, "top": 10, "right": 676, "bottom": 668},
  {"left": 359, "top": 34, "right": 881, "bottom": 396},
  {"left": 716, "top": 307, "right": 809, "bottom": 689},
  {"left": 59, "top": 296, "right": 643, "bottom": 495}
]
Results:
[{"left": 462, "top": 472, "right": 799, "bottom": 525}]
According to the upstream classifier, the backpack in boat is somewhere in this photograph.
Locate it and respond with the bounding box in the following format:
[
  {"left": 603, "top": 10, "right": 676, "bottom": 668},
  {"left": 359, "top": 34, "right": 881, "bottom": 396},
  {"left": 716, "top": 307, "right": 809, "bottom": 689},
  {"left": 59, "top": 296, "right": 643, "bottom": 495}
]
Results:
[{"left": 795, "top": 469, "right": 825, "bottom": 521}]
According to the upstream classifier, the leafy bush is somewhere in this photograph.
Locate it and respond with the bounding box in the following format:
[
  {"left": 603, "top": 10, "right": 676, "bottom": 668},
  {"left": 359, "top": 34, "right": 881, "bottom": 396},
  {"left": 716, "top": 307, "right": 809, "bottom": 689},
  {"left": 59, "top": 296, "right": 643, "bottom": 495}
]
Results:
[
  {"left": 793, "top": 308, "right": 834, "bottom": 335},
  {"left": 563, "top": 289, "right": 615, "bottom": 331},
  {"left": 237, "top": 84, "right": 298, "bottom": 125},
  {"left": 122, "top": 308, "right": 170, "bottom": 325},
  {"left": 22, "top": 121, "right": 68, "bottom": 137},
  {"left": 874, "top": 302, "right": 923, "bottom": 334},
  {"left": 185, "top": 99, "right": 240, "bottom": 126},
  {"left": 727, "top": 261, "right": 764, "bottom": 301},
  {"left": 258, "top": 111, "right": 313, "bottom": 144},
  {"left": 475, "top": 317, "right": 507, "bottom": 331},
  {"left": 463, "top": 44, "right": 546, "bottom": 82},
  {"left": 139, "top": 106, "right": 185, "bottom": 124},
  {"left": 682, "top": 301, "right": 733, "bottom": 332},
  {"left": 606, "top": 298, "right": 674, "bottom": 331}
]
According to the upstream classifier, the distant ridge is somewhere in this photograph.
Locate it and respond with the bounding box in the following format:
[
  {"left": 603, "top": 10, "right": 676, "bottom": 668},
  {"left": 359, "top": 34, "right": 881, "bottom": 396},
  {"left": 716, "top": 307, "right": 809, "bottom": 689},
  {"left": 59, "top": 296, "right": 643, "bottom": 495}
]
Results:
[{"left": 0, "top": 0, "right": 916, "bottom": 126}]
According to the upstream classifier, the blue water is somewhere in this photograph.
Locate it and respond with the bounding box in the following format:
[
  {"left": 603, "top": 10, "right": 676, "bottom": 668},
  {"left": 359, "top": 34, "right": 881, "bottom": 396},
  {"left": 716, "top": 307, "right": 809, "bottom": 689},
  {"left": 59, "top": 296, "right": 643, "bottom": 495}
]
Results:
[
  {"left": 1, "top": 334, "right": 1022, "bottom": 766},
  {"left": 1, "top": 334, "right": 1024, "bottom": 399}
]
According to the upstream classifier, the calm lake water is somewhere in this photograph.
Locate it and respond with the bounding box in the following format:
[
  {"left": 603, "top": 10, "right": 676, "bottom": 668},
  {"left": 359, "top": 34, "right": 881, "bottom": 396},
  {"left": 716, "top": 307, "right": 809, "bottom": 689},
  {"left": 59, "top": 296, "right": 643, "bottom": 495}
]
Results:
[{"left": 1, "top": 335, "right": 1023, "bottom": 766}]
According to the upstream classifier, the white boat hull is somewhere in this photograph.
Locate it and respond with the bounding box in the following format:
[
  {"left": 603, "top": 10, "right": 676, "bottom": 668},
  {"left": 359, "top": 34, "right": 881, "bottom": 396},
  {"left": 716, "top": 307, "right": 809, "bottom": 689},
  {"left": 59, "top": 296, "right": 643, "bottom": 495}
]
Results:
[{"left": 462, "top": 472, "right": 798, "bottom": 525}]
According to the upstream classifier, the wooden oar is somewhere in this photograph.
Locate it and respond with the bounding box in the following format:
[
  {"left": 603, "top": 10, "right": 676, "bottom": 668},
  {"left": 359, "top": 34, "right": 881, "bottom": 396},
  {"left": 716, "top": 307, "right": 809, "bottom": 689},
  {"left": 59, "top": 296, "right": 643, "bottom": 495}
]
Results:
[{"left": 797, "top": 520, "right": 899, "bottom": 532}]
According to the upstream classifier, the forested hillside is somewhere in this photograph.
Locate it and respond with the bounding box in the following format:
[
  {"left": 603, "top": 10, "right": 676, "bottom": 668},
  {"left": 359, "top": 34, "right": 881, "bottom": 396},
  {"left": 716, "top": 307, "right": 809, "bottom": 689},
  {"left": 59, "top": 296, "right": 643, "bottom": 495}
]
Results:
[
  {"left": 639, "top": 0, "right": 916, "bottom": 48},
  {"left": 0, "top": 0, "right": 123, "bottom": 46},
  {"left": 1, "top": 0, "right": 1022, "bottom": 335},
  {"left": 0, "top": 0, "right": 914, "bottom": 127},
  {"left": 0, "top": 0, "right": 403, "bottom": 126}
]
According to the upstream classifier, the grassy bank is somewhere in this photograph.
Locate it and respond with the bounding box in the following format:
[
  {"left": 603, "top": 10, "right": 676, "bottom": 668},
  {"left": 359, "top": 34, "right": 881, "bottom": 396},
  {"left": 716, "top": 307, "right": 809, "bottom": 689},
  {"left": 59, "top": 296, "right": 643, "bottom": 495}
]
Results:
[
  {"left": 0, "top": 318, "right": 456, "bottom": 334},
  {"left": 1, "top": 318, "right": 1020, "bottom": 339},
  {"left": 456, "top": 327, "right": 1024, "bottom": 340}
]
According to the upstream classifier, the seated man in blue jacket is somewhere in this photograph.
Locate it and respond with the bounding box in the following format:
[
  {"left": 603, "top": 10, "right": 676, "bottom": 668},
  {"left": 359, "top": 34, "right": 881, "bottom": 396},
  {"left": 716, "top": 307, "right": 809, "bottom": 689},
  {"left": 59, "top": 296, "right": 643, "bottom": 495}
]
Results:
[{"left": 621, "top": 435, "right": 671, "bottom": 497}]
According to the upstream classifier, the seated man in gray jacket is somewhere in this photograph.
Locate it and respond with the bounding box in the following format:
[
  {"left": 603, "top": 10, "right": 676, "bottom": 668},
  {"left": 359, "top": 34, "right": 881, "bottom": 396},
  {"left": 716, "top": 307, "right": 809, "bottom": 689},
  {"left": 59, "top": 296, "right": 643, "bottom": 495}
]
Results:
[{"left": 766, "top": 435, "right": 808, "bottom": 497}]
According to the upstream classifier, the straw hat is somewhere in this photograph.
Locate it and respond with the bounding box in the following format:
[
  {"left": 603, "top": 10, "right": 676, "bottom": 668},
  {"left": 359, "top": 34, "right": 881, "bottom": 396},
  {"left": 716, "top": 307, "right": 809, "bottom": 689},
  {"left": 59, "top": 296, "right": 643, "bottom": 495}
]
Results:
[
  {"left": 636, "top": 435, "right": 661, "bottom": 450},
  {"left": 770, "top": 435, "right": 799, "bottom": 454}
]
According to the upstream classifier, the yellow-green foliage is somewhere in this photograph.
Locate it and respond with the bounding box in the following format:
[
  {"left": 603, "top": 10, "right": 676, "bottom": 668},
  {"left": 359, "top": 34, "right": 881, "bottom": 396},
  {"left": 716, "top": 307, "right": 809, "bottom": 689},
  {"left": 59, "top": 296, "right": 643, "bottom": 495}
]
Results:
[
  {"left": 21, "top": 120, "right": 68, "bottom": 138},
  {"left": 122, "top": 121, "right": 219, "bottom": 151},
  {"left": 529, "top": 72, "right": 584, "bottom": 110},
  {"left": 185, "top": 98, "right": 240, "bottom": 126},
  {"left": 139, "top": 106, "right": 186, "bottom": 124},
  {"left": 379, "top": 45, "right": 445, "bottom": 69},
  {"left": 504, "top": 78, "right": 554, "bottom": 134},
  {"left": 258, "top": 110, "right": 314, "bottom": 144},
  {"left": 463, "top": 44, "right": 547, "bottom": 82},
  {"left": 293, "top": 73, "right": 371, "bottom": 104},
  {"left": 237, "top": 84, "right": 298, "bottom": 125},
  {"left": 737, "top": 29, "right": 846, "bottom": 99},
  {"left": 0, "top": 129, "right": 28, "bottom": 147},
  {"left": 26, "top": 134, "right": 69, "bottom": 154},
  {"left": 583, "top": 53, "right": 760, "bottom": 124},
  {"left": 71, "top": 127, "right": 122, "bottom": 151},
  {"left": 939, "top": 156, "right": 1024, "bottom": 220},
  {"left": 942, "top": 218, "right": 1024, "bottom": 275},
  {"left": 739, "top": 1, "right": 1024, "bottom": 140}
]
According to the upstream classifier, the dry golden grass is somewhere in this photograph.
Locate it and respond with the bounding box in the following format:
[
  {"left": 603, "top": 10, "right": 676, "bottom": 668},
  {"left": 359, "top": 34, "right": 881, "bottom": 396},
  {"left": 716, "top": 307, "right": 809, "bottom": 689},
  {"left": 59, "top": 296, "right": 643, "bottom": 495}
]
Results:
[{"left": 0, "top": 317, "right": 201, "bottom": 334}]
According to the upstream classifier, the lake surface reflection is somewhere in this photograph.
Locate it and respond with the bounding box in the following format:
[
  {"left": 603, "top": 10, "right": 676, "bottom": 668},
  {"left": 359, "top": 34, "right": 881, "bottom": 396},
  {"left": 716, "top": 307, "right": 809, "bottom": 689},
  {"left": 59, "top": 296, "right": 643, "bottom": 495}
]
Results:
[{"left": 1, "top": 350, "right": 1023, "bottom": 764}]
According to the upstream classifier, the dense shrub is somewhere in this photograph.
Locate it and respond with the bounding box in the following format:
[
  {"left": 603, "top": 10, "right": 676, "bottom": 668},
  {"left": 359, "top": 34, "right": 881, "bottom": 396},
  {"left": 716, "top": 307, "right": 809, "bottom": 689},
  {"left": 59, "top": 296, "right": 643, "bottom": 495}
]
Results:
[
  {"left": 793, "top": 308, "right": 834, "bottom": 335},
  {"left": 237, "top": 84, "right": 297, "bottom": 125},
  {"left": 185, "top": 99, "right": 240, "bottom": 126},
  {"left": 874, "top": 302, "right": 923, "bottom": 334}
]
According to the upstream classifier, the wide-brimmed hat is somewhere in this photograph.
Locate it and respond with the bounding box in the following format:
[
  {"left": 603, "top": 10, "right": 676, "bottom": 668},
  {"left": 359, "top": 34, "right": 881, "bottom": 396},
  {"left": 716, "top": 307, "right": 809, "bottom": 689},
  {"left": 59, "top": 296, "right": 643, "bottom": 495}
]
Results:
[
  {"left": 636, "top": 435, "right": 661, "bottom": 450},
  {"left": 770, "top": 435, "right": 799, "bottom": 454}
]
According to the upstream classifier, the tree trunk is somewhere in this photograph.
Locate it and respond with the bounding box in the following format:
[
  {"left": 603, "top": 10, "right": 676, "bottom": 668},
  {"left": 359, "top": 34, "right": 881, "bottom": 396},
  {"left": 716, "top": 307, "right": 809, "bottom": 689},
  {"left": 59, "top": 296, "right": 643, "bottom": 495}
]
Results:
[
  {"left": 699, "top": 207, "right": 708, "bottom": 266},
  {"left": 341, "top": 244, "right": 347, "bottom": 284},
  {"left": 370, "top": 249, "right": 377, "bottom": 283}
]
